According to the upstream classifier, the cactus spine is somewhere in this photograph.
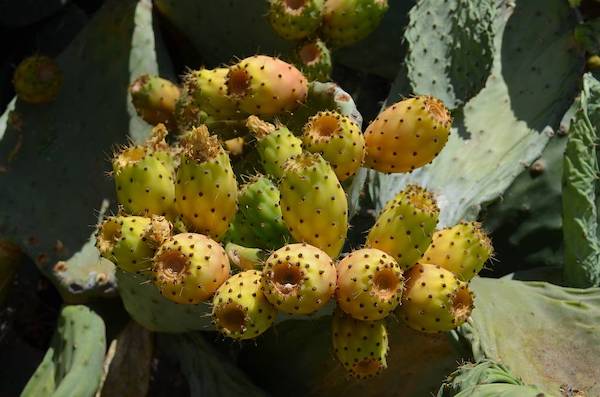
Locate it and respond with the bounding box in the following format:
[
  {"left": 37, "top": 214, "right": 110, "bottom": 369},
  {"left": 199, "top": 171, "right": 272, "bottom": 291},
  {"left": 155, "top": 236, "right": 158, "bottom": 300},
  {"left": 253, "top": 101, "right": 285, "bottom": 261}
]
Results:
[
  {"left": 279, "top": 153, "right": 348, "bottom": 257},
  {"left": 152, "top": 233, "right": 231, "bottom": 304},
  {"left": 212, "top": 270, "right": 277, "bottom": 340},
  {"left": 175, "top": 125, "right": 238, "bottom": 240},
  {"left": 261, "top": 243, "right": 336, "bottom": 314},
  {"left": 302, "top": 110, "right": 365, "bottom": 181},
  {"left": 366, "top": 185, "right": 439, "bottom": 269},
  {"left": 364, "top": 96, "right": 451, "bottom": 173},
  {"left": 331, "top": 309, "right": 389, "bottom": 379}
]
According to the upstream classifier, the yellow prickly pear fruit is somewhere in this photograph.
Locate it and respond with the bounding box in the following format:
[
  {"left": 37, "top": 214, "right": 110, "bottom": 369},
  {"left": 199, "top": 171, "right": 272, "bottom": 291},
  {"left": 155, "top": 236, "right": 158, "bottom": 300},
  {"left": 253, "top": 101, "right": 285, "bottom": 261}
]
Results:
[
  {"left": 129, "top": 74, "right": 181, "bottom": 128},
  {"left": 302, "top": 110, "right": 365, "bottom": 181},
  {"left": 420, "top": 221, "right": 493, "bottom": 281},
  {"left": 261, "top": 243, "right": 336, "bottom": 314},
  {"left": 212, "top": 270, "right": 277, "bottom": 340},
  {"left": 399, "top": 263, "right": 474, "bottom": 333},
  {"left": 364, "top": 96, "right": 451, "bottom": 173},
  {"left": 152, "top": 233, "right": 230, "bottom": 304},
  {"left": 336, "top": 248, "right": 403, "bottom": 321},
  {"left": 366, "top": 185, "right": 439, "bottom": 269},
  {"left": 183, "top": 67, "right": 242, "bottom": 119},
  {"left": 331, "top": 308, "right": 389, "bottom": 379},
  {"left": 175, "top": 125, "right": 238, "bottom": 240}
]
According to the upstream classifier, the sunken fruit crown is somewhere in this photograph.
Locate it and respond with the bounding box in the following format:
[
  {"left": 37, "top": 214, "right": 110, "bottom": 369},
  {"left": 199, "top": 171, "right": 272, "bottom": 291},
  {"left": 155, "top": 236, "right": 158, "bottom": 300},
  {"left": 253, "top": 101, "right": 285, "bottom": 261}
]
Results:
[
  {"left": 399, "top": 263, "right": 474, "bottom": 333},
  {"left": 112, "top": 124, "right": 177, "bottom": 218},
  {"left": 336, "top": 248, "right": 404, "bottom": 321},
  {"left": 212, "top": 270, "right": 277, "bottom": 340},
  {"left": 293, "top": 38, "right": 332, "bottom": 82},
  {"left": 175, "top": 125, "right": 238, "bottom": 240},
  {"left": 261, "top": 243, "right": 336, "bottom": 314},
  {"left": 96, "top": 215, "right": 172, "bottom": 273},
  {"left": 364, "top": 95, "right": 452, "bottom": 173},
  {"left": 302, "top": 110, "right": 365, "bottom": 181},
  {"left": 331, "top": 308, "right": 389, "bottom": 379},
  {"left": 152, "top": 233, "right": 231, "bottom": 304},
  {"left": 366, "top": 184, "right": 439, "bottom": 269}
]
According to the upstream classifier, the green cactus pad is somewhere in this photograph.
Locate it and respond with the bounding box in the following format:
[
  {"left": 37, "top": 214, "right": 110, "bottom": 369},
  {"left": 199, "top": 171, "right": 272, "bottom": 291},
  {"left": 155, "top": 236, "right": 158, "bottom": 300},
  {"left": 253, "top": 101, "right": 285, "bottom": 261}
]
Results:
[
  {"left": 279, "top": 153, "right": 348, "bottom": 257},
  {"left": 302, "top": 110, "right": 365, "bottom": 181},
  {"left": 336, "top": 248, "right": 403, "bottom": 321},
  {"left": 331, "top": 308, "right": 388, "bottom": 379},
  {"left": 21, "top": 305, "right": 106, "bottom": 397},
  {"left": 262, "top": 243, "right": 336, "bottom": 314},
  {"left": 268, "top": 0, "right": 324, "bottom": 40},
  {"left": 212, "top": 270, "right": 277, "bottom": 340}
]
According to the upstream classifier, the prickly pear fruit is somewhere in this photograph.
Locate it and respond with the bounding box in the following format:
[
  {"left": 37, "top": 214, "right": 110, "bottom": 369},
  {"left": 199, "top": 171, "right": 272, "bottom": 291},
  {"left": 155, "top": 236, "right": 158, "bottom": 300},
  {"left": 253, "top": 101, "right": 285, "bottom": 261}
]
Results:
[
  {"left": 152, "top": 233, "right": 230, "bottom": 304},
  {"left": 366, "top": 185, "right": 439, "bottom": 269},
  {"left": 292, "top": 37, "right": 332, "bottom": 82},
  {"left": 129, "top": 74, "right": 181, "bottom": 128},
  {"left": 322, "top": 0, "right": 389, "bottom": 48},
  {"left": 421, "top": 221, "right": 493, "bottom": 281},
  {"left": 400, "top": 263, "right": 474, "bottom": 333},
  {"left": 336, "top": 248, "right": 403, "bottom": 321},
  {"left": 175, "top": 125, "right": 238, "bottom": 240},
  {"left": 226, "top": 175, "right": 291, "bottom": 250},
  {"left": 279, "top": 153, "right": 348, "bottom": 258},
  {"left": 226, "top": 55, "right": 308, "bottom": 117},
  {"left": 364, "top": 96, "right": 451, "bottom": 173},
  {"left": 246, "top": 116, "right": 303, "bottom": 179},
  {"left": 183, "top": 68, "right": 241, "bottom": 120},
  {"left": 225, "top": 243, "right": 267, "bottom": 271},
  {"left": 212, "top": 270, "right": 277, "bottom": 340},
  {"left": 331, "top": 308, "right": 388, "bottom": 379},
  {"left": 302, "top": 110, "right": 365, "bottom": 181},
  {"left": 12, "top": 55, "right": 62, "bottom": 104},
  {"left": 262, "top": 243, "right": 336, "bottom": 314},
  {"left": 96, "top": 215, "right": 171, "bottom": 273},
  {"left": 174, "top": 87, "right": 203, "bottom": 131},
  {"left": 112, "top": 125, "right": 177, "bottom": 218},
  {"left": 268, "top": 0, "right": 324, "bottom": 40}
]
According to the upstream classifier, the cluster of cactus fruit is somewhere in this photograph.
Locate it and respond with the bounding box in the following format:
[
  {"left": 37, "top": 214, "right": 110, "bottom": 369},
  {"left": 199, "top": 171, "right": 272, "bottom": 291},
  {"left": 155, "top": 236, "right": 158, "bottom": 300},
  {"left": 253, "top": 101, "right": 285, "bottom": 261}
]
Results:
[
  {"left": 266, "top": 0, "right": 389, "bottom": 81},
  {"left": 93, "top": 53, "right": 493, "bottom": 379}
]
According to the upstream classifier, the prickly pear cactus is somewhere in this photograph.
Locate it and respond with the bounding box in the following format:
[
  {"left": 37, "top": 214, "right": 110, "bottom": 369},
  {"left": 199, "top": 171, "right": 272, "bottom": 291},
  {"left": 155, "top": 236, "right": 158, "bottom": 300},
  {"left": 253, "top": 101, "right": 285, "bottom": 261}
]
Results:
[
  {"left": 21, "top": 305, "right": 106, "bottom": 397},
  {"left": 370, "top": 0, "right": 584, "bottom": 228},
  {"left": 0, "top": 0, "right": 174, "bottom": 301}
]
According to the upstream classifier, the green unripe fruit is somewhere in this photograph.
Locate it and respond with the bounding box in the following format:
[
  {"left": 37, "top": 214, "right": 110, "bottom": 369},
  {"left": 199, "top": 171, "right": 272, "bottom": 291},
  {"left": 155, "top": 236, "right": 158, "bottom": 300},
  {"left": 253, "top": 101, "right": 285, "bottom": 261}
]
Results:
[
  {"left": 331, "top": 308, "right": 389, "bottom": 379},
  {"left": 400, "top": 263, "right": 474, "bottom": 333},
  {"left": 13, "top": 55, "right": 62, "bottom": 104},
  {"left": 212, "top": 270, "right": 277, "bottom": 340},
  {"left": 279, "top": 153, "right": 348, "bottom": 258},
  {"left": 262, "top": 243, "right": 336, "bottom": 314},
  {"left": 247, "top": 116, "right": 303, "bottom": 179},
  {"left": 366, "top": 184, "right": 439, "bottom": 269},
  {"left": 129, "top": 74, "right": 180, "bottom": 128},
  {"left": 152, "top": 233, "right": 231, "bottom": 304},
  {"left": 225, "top": 243, "right": 267, "bottom": 271},
  {"left": 292, "top": 38, "right": 332, "bottom": 82},
  {"left": 302, "top": 110, "right": 365, "bottom": 181},
  {"left": 322, "top": 0, "right": 389, "bottom": 48},
  {"left": 268, "top": 0, "right": 324, "bottom": 40},
  {"left": 421, "top": 221, "right": 493, "bottom": 281},
  {"left": 336, "top": 248, "right": 403, "bottom": 321},
  {"left": 96, "top": 215, "right": 172, "bottom": 273},
  {"left": 112, "top": 125, "right": 177, "bottom": 218},
  {"left": 175, "top": 125, "right": 238, "bottom": 240}
]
